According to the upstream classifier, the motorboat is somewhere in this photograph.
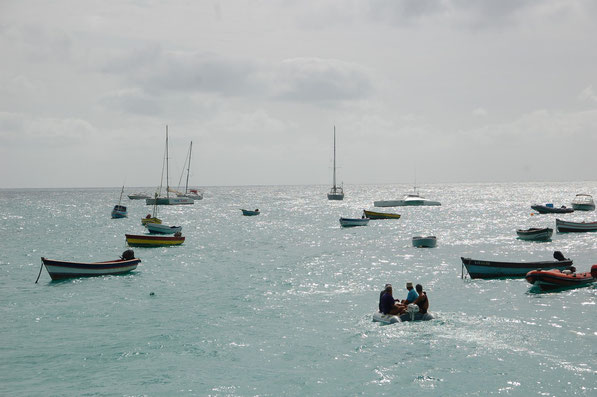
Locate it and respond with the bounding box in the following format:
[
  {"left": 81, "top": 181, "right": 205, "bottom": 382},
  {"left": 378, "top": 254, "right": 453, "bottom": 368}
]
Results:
[
  {"left": 241, "top": 209, "right": 260, "bottom": 216},
  {"left": 125, "top": 233, "right": 185, "bottom": 247},
  {"left": 516, "top": 227, "right": 553, "bottom": 241},
  {"left": 461, "top": 251, "right": 573, "bottom": 279},
  {"left": 128, "top": 192, "right": 151, "bottom": 200},
  {"left": 339, "top": 217, "right": 369, "bottom": 227},
  {"left": 556, "top": 218, "right": 597, "bottom": 233},
  {"left": 39, "top": 250, "right": 140, "bottom": 281},
  {"left": 526, "top": 265, "right": 597, "bottom": 291},
  {"left": 363, "top": 210, "right": 401, "bottom": 219},
  {"left": 374, "top": 188, "right": 440, "bottom": 207},
  {"left": 531, "top": 204, "right": 573, "bottom": 214},
  {"left": 412, "top": 236, "right": 437, "bottom": 248},
  {"left": 571, "top": 194, "right": 595, "bottom": 211},
  {"left": 372, "top": 304, "right": 434, "bottom": 324},
  {"left": 145, "top": 223, "right": 182, "bottom": 235}
]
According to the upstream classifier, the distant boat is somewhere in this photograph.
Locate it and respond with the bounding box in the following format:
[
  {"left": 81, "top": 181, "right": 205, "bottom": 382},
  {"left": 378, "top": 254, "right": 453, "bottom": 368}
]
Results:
[
  {"left": 571, "top": 194, "right": 595, "bottom": 211},
  {"left": 241, "top": 209, "right": 260, "bottom": 216},
  {"left": 374, "top": 188, "right": 440, "bottom": 207},
  {"left": 531, "top": 204, "right": 573, "bottom": 214},
  {"left": 111, "top": 186, "right": 128, "bottom": 218},
  {"left": 412, "top": 236, "right": 437, "bottom": 248},
  {"left": 128, "top": 192, "right": 151, "bottom": 200},
  {"left": 339, "top": 217, "right": 369, "bottom": 227},
  {"left": 461, "top": 252, "right": 573, "bottom": 279},
  {"left": 39, "top": 251, "right": 140, "bottom": 281},
  {"left": 526, "top": 265, "right": 597, "bottom": 291},
  {"left": 145, "top": 223, "right": 182, "bottom": 235},
  {"left": 141, "top": 193, "right": 162, "bottom": 225},
  {"left": 516, "top": 227, "right": 553, "bottom": 241},
  {"left": 556, "top": 218, "right": 597, "bottom": 233},
  {"left": 125, "top": 233, "right": 185, "bottom": 247},
  {"left": 174, "top": 141, "right": 203, "bottom": 200},
  {"left": 327, "top": 126, "right": 344, "bottom": 201},
  {"left": 363, "top": 210, "right": 401, "bottom": 219},
  {"left": 146, "top": 126, "right": 194, "bottom": 206}
]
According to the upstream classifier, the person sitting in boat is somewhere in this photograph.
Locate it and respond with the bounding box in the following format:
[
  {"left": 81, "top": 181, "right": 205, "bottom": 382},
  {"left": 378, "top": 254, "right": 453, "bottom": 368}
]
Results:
[
  {"left": 379, "top": 283, "right": 392, "bottom": 312},
  {"left": 396, "top": 282, "right": 419, "bottom": 314},
  {"left": 146, "top": 214, "right": 152, "bottom": 219},
  {"left": 412, "top": 284, "right": 429, "bottom": 314},
  {"left": 379, "top": 284, "right": 401, "bottom": 315}
]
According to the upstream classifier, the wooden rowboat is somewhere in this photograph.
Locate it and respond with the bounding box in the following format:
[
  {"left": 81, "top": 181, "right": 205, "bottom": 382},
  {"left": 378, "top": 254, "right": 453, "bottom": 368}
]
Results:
[
  {"left": 145, "top": 223, "right": 182, "bottom": 234},
  {"left": 555, "top": 218, "right": 597, "bottom": 233},
  {"left": 40, "top": 252, "right": 140, "bottom": 281},
  {"left": 363, "top": 210, "right": 401, "bottom": 219},
  {"left": 461, "top": 253, "right": 573, "bottom": 279},
  {"left": 412, "top": 236, "right": 437, "bottom": 248},
  {"left": 125, "top": 233, "right": 185, "bottom": 247},
  {"left": 339, "top": 217, "right": 370, "bottom": 227},
  {"left": 516, "top": 227, "right": 553, "bottom": 241},
  {"left": 241, "top": 209, "right": 260, "bottom": 216}
]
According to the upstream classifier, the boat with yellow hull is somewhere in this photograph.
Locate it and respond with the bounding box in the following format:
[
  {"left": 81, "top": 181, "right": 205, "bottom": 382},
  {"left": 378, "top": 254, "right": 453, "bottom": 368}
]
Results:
[
  {"left": 125, "top": 234, "right": 185, "bottom": 247},
  {"left": 363, "top": 210, "right": 401, "bottom": 219}
]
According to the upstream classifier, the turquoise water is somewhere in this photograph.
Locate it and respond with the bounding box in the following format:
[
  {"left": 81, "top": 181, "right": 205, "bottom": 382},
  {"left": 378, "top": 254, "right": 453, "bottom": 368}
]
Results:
[{"left": 1, "top": 183, "right": 596, "bottom": 396}]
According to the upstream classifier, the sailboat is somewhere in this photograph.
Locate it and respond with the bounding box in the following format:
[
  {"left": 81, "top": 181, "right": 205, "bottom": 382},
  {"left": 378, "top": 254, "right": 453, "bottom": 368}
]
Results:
[
  {"left": 141, "top": 193, "right": 162, "bottom": 225},
  {"left": 327, "top": 126, "right": 344, "bottom": 200},
  {"left": 111, "top": 185, "right": 128, "bottom": 218},
  {"left": 174, "top": 141, "right": 203, "bottom": 200},
  {"left": 146, "top": 126, "right": 194, "bottom": 206}
]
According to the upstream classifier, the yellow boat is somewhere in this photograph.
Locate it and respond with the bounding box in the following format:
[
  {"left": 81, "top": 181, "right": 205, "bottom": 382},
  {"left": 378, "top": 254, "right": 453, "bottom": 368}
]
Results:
[
  {"left": 363, "top": 210, "right": 401, "bottom": 220},
  {"left": 125, "top": 234, "right": 184, "bottom": 247},
  {"left": 141, "top": 216, "right": 162, "bottom": 226}
]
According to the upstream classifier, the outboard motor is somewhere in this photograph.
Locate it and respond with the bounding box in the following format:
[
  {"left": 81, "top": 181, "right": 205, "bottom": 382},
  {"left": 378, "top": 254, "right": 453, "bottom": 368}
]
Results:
[
  {"left": 121, "top": 249, "right": 135, "bottom": 260},
  {"left": 406, "top": 303, "right": 419, "bottom": 321},
  {"left": 553, "top": 251, "right": 567, "bottom": 261}
]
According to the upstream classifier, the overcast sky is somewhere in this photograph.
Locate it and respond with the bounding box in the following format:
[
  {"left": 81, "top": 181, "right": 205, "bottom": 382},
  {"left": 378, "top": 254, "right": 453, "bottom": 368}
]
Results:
[{"left": 1, "top": 0, "right": 596, "bottom": 188}]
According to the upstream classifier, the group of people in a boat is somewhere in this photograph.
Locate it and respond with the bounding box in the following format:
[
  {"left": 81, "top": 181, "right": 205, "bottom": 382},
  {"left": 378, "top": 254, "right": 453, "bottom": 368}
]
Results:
[{"left": 378, "top": 282, "right": 429, "bottom": 315}]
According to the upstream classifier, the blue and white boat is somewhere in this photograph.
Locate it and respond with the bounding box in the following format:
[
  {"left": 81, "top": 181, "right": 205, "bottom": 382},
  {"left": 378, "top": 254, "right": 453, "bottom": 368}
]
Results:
[
  {"left": 145, "top": 223, "right": 182, "bottom": 235},
  {"left": 461, "top": 252, "right": 573, "bottom": 279},
  {"left": 111, "top": 186, "right": 128, "bottom": 218}
]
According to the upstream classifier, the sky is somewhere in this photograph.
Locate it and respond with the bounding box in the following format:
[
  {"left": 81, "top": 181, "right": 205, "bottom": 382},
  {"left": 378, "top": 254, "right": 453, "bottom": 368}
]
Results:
[{"left": 1, "top": 0, "right": 596, "bottom": 188}]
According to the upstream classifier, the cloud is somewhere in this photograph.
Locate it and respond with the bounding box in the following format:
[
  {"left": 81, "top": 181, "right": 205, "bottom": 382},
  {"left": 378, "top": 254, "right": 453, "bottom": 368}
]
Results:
[
  {"left": 579, "top": 85, "right": 597, "bottom": 103},
  {"left": 0, "top": 112, "right": 95, "bottom": 146},
  {"left": 473, "top": 107, "right": 488, "bottom": 116},
  {"left": 100, "top": 88, "right": 162, "bottom": 116}
]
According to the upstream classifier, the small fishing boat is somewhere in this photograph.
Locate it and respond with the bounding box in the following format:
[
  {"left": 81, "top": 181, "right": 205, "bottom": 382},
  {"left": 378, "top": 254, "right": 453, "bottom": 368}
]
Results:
[
  {"left": 125, "top": 233, "right": 185, "bottom": 247},
  {"left": 526, "top": 265, "right": 597, "bottom": 291},
  {"left": 516, "top": 227, "right": 553, "bottom": 241},
  {"left": 145, "top": 223, "right": 182, "bottom": 235},
  {"left": 241, "top": 209, "right": 260, "bottom": 216},
  {"left": 461, "top": 251, "right": 573, "bottom": 279},
  {"left": 363, "top": 210, "right": 401, "bottom": 219},
  {"left": 141, "top": 215, "right": 162, "bottom": 226},
  {"left": 38, "top": 250, "right": 140, "bottom": 281},
  {"left": 372, "top": 305, "right": 434, "bottom": 324},
  {"left": 571, "top": 194, "right": 595, "bottom": 211},
  {"left": 412, "top": 236, "right": 437, "bottom": 248},
  {"left": 339, "top": 217, "right": 370, "bottom": 227},
  {"left": 555, "top": 218, "right": 597, "bottom": 233},
  {"left": 111, "top": 186, "right": 128, "bottom": 218},
  {"left": 374, "top": 188, "right": 440, "bottom": 207},
  {"left": 128, "top": 192, "right": 151, "bottom": 200},
  {"left": 531, "top": 204, "right": 574, "bottom": 214}
]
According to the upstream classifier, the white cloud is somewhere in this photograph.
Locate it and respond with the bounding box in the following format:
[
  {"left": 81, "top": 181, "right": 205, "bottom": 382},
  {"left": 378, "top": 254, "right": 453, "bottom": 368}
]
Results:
[{"left": 579, "top": 85, "right": 597, "bottom": 103}]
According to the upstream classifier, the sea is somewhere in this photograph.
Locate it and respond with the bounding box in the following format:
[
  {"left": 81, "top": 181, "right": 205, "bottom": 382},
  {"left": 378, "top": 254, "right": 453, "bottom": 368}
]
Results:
[{"left": 1, "top": 182, "right": 596, "bottom": 396}]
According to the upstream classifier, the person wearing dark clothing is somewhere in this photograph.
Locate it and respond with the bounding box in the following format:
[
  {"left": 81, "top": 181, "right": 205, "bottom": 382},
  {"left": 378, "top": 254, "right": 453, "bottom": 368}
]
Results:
[
  {"left": 380, "top": 284, "right": 401, "bottom": 315},
  {"left": 412, "top": 284, "right": 429, "bottom": 314}
]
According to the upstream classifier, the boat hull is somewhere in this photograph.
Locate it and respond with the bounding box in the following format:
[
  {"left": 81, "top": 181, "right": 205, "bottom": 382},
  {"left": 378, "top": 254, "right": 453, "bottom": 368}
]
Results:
[
  {"left": 526, "top": 266, "right": 597, "bottom": 291},
  {"left": 412, "top": 236, "right": 437, "bottom": 248},
  {"left": 241, "top": 209, "right": 260, "bottom": 216},
  {"left": 145, "top": 223, "right": 182, "bottom": 234},
  {"left": 531, "top": 205, "right": 573, "bottom": 214},
  {"left": 372, "top": 311, "right": 434, "bottom": 324},
  {"left": 461, "top": 257, "right": 573, "bottom": 279},
  {"left": 555, "top": 219, "right": 597, "bottom": 233},
  {"left": 327, "top": 193, "right": 344, "bottom": 200},
  {"left": 516, "top": 228, "right": 553, "bottom": 241},
  {"left": 571, "top": 203, "right": 595, "bottom": 211},
  {"left": 146, "top": 197, "right": 194, "bottom": 205},
  {"left": 128, "top": 194, "right": 150, "bottom": 200},
  {"left": 363, "top": 210, "right": 401, "bottom": 219},
  {"left": 111, "top": 210, "right": 127, "bottom": 219},
  {"left": 41, "top": 257, "right": 140, "bottom": 280},
  {"left": 125, "top": 234, "right": 185, "bottom": 247},
  {"left": 374, "top": 199, "right": 440, "bottom": 207},
  {"left": 339, "top": 217, "right": 370, "bottom": 227}
]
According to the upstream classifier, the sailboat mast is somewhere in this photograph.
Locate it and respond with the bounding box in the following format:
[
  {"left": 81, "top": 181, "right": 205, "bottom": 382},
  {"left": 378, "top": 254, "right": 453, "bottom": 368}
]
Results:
[
  {"left": 185, "top": 141, "right": 192, "bottom": 194},
  {"left": 333, "top": 126, "right": 337, "bottom": 190},
  {"left": 166, "top": 125, "right": 170, "bottom": 199}
]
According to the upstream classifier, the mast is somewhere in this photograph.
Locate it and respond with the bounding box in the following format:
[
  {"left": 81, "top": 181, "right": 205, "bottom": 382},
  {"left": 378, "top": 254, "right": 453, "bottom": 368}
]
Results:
[
  {"left": 332, "top": 126, "right": 337, "bottom": 191},
  {"left": 165, "top": 125, "right": 170, "bottom": 199},
  {"left": 185, "top": 141, "right": 192, "bottom": 194}
]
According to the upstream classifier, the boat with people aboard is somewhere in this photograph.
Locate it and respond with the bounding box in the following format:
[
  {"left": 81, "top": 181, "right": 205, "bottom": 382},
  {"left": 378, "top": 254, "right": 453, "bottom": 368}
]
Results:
[
  {"left": 128, "top": 192, "right": 151, "bottom": 200},
  {"left": 327, "top": 126, "right": 344, "bottom": 200},
  {"left": 125, "top": 233, "right": 185, "bottom": 247},
  {"left": 111, "top": 186, "right": 128, "bottom": 218},
  {"left": 146, "top": 126, "right": 194, "bottom": 206},
  {"left": 412, "top": 236, "right": 437, "bottom": 248},
  {"left": 516, "top": 227, "right": 553, "bottom": 241},
  {"left": 555, "top": 218, "right": 597, "bottom": 233},
  {"left": 374, "top": 187, "right": 440, "bottom": 207},
  {"left": 339, "top": 217, "right": 369, "bottom": 227},
  {"left": 461, "top": 251, "right": 573, "bottom": 279},
  {"left": 145, "top": 223, "right": 182, "bottom": 235},
  {"left": 363, "top": 210, "right": 401, "bottom": 219},
  {"left": 526, "top": 265, "right": 597, "bottom": 291},
  {"left": 531, "top": 204, "right": 574, "bottom": 214},
  {"left": 571, "top": 194, "right": 595, "bottom": 211},
  {"left": 38, "top": 250, "right": 140, "bottom": 281},
  {"left": 241, "top": 209, "right": 260, "bottom": 216}
]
